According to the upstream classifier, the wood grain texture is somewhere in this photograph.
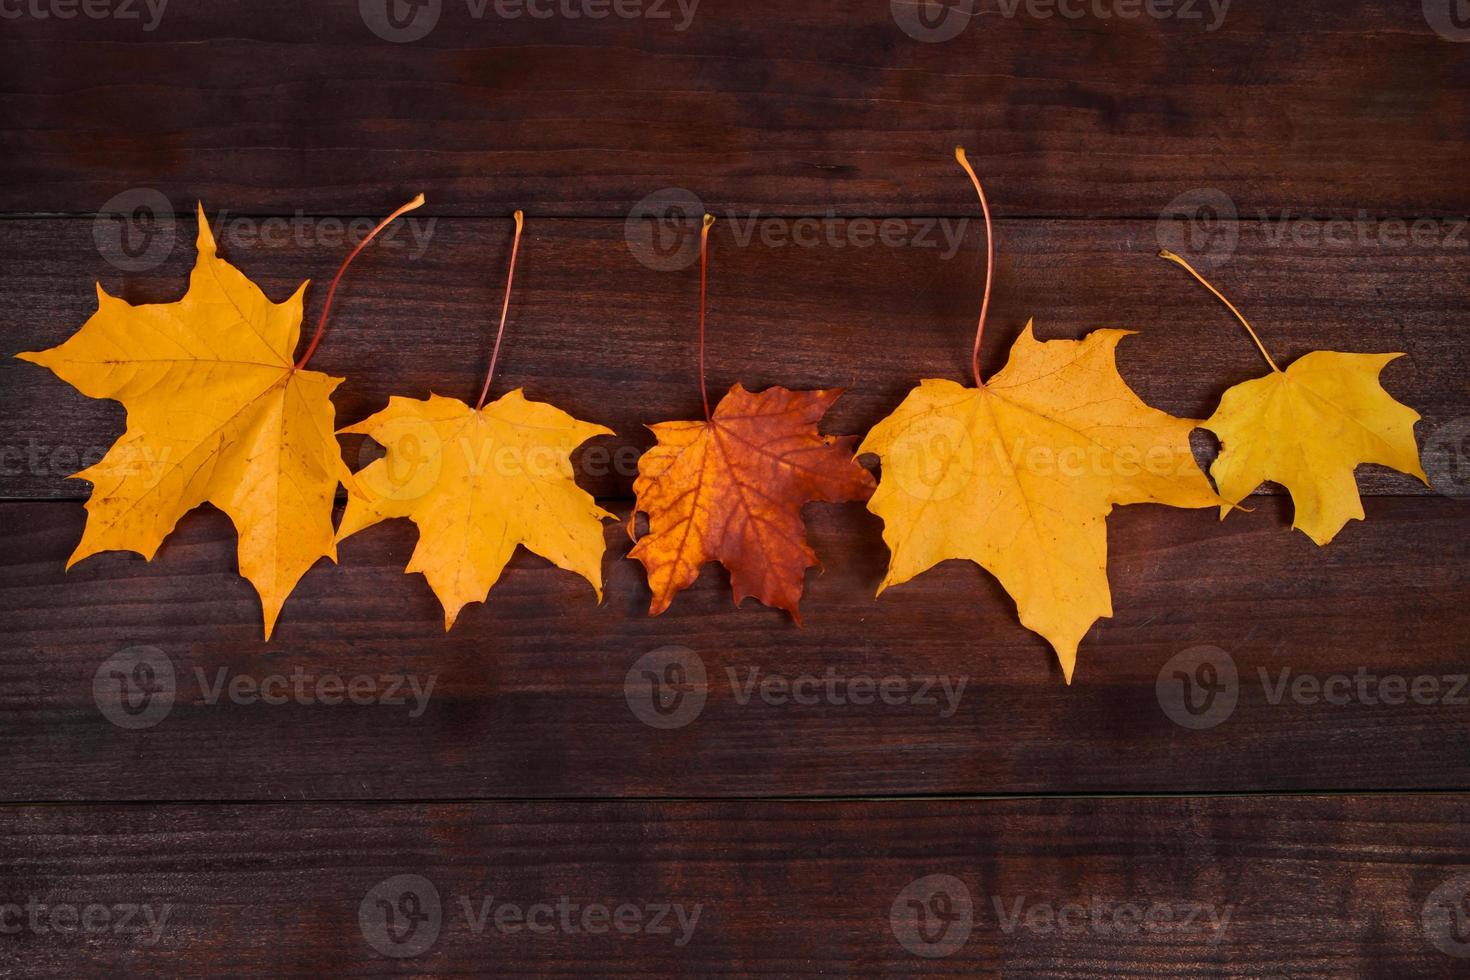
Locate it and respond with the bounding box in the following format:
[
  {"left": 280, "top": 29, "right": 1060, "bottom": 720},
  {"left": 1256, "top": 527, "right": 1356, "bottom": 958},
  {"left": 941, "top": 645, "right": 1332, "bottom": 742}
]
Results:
[
  {"left": 2, "top": 496, "right": 1466, "bottom": 800},
  {"left": 3, "top": 4, "right": 1469, "bottom": 976},
  {"left": 1, "top": 1, "right": 1468, "bottom": 217},
  {"left": 2, "top": 797, "right": 1469, "bottom": 976},
  {"left": 4, "top": 216, "right": 1465, "bottom": 501}
]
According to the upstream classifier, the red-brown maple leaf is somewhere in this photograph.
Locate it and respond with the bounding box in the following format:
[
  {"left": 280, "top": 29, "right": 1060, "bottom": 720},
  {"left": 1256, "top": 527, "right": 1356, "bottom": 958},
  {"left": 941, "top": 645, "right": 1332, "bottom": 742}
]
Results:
[{"left": 630, "top": 384, "right": 875, "bottom": 620}]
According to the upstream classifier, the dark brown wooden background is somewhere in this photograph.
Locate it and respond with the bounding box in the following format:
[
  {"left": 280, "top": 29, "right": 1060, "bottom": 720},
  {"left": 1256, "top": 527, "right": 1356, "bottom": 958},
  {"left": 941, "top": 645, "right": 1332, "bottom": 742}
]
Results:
[{"left": 2, "top": 1, "right": 1468, "bottom": 975}]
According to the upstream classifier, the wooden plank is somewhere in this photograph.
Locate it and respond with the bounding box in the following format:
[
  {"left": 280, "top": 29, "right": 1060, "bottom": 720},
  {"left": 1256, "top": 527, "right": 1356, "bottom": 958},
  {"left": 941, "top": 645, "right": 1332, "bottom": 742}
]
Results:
[
  {"left": 1, "top": 1, "right": 1468, "bottom": 217},
  {"left": 1, "top": 796, "right": 1468, "bottom": 976},
  {"left": 2, "top": 496, "right": 1466, "bottom": 800},
  {"left": 3, "top": 216, "right": 1465, "bottom": 501}
]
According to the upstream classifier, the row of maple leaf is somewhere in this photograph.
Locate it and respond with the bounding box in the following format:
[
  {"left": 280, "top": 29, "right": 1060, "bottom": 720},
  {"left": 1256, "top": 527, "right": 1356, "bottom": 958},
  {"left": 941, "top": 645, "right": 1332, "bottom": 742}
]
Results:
[{"left": 18, "top": 151, "right": 1427, "bottom": 684}]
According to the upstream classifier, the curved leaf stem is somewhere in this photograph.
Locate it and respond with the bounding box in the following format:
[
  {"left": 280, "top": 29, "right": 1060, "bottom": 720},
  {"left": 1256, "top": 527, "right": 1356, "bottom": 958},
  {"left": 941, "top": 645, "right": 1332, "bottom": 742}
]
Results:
[
  {"left": 698, "top": 213, "right": 716, "bottom": 421},
  {"left": 1158, "top": 249, "right": 1281, "bottom": 373},
  {"left": 477, "top": 210, "right": 526, "bottom": 410},
  {"left": 295, "top": 194, "right": 425, "bottom": 371},
  {"left": 954, "top": 147, "right": 994, "bottom": 387}
]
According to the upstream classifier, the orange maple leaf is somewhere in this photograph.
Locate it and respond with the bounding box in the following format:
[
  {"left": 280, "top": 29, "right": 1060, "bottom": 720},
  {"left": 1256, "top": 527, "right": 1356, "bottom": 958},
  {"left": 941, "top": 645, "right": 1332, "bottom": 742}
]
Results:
[{"left": 630, "top": 383, "right": 875, "bottom": 620}]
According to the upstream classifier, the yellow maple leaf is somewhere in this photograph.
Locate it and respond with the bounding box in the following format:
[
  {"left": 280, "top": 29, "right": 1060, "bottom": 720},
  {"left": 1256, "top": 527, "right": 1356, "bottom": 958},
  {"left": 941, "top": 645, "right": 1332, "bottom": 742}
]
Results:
[
  {"left": 336, "top": 211, "right": 615, "bottom": 629},
  {"left": 1160, "top": 250, "right": 1427, "bottom": 545},
  {"left": 16, "top": 204, "right": 400, "bottom": 638},
  {"left": 861, "top": 322, "right": 1220, "bottom": 682},
  {"left": 860, "top": 149, "right": 1219, "bottom": 682},
  {"left": 18, "top": 198, "right": 423, "bottom": 637},
  {"left": 337, "top": 390, "right": 614, "bottom": 629}
]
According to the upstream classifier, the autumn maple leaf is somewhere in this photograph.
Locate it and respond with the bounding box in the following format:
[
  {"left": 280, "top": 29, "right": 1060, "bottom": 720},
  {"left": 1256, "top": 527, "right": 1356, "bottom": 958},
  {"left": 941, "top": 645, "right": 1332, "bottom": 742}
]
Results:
[
  {"left": 862, "top": 323, "right": 1219, "bottom": 681},
  {"left": 1160, "top": 250, "right": 1427, "bottom": 544},
  {"left": 632, "top": 384, "right": 875, "bottom": 620},
  {"left": 629, "top": 215, "right": 875, "bottom": 620},
  {"left": 860, "top": 150, "right": 1220, "bottom": 682},
  {"left": 17, "top": 198, "right": 422, "bottom": 638},
  {"left": 337, "top": 391, "right": 614, "bottom": 628},
  {"left": 337, "top": 213, "right": 615, "bottom": 628}
]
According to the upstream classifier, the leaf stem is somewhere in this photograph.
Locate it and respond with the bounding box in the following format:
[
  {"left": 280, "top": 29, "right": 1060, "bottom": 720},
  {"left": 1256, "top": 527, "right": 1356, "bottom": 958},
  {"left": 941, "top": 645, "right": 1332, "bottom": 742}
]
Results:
[
  {"left": 954, "top": 146, "right": 994, "bottom": 387},
  {"left": 295, "top": 194, "right": 426, "bottom": 371},
  {"left": 698, "top": 212, "right": 715, "bottom": 421},
  {"left": 1158, "top": 249, "right": 1281, "bottom": 373},
  {"left": 477, "top": 209, "right": 526, "bottom": 410}
]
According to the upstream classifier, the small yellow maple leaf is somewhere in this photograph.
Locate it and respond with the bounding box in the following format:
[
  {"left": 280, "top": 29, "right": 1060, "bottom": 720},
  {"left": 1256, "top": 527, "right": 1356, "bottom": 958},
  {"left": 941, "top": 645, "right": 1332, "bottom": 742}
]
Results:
[
  {"left": 16, "top": 204, "right": 363, "bottom": 639},
  {"left": 337, "top": 390, "right": 615, "bottom": 629},
  {"left": 1160, "top": 250, "right": 1427, "bottom": 545},
  {"left": 861, "top": 322, "right": 1220, "bottom": 682}
]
